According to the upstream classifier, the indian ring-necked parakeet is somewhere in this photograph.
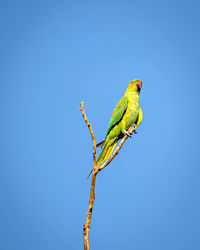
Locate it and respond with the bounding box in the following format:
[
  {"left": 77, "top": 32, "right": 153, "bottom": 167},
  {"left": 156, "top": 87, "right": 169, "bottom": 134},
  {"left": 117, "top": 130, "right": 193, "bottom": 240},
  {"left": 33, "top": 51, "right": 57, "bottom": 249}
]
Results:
[{"left": 96, "top": 79, "right": 143, "bottom": 169}]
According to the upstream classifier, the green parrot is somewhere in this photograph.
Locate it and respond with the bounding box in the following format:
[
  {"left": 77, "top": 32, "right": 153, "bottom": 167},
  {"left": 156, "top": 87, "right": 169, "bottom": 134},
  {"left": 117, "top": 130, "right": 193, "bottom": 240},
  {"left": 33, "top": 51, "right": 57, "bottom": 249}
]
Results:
[{"left": 95, "top": 79, "right": 143, "bottom": 170}]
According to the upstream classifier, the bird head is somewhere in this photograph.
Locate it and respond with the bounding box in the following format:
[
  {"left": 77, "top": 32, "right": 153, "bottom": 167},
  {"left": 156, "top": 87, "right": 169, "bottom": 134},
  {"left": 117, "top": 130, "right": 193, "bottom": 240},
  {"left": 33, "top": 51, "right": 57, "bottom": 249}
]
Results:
[{"left": 127, "top": 79, "right": 143, "bottom": 94}]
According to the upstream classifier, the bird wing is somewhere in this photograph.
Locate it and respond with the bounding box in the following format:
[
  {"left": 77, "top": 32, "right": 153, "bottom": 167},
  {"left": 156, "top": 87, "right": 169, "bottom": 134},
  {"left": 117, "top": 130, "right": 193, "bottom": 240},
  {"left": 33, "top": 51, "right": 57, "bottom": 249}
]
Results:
[{"left": 105, "top": 96, "right": 128, "bottom": 137}]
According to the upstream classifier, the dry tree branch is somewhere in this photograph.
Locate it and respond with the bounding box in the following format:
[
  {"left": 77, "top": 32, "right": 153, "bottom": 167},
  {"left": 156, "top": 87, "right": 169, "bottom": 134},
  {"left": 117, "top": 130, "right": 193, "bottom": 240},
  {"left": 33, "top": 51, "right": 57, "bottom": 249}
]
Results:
[
  {"left": 79, "top": 100, "right": 97, "bottom": 170},
  {"left": 80, "top": 101, "right": 137, "bottom": 250},
  {"left": 80, "top": 101, "right": 97, "bottom": 250}
]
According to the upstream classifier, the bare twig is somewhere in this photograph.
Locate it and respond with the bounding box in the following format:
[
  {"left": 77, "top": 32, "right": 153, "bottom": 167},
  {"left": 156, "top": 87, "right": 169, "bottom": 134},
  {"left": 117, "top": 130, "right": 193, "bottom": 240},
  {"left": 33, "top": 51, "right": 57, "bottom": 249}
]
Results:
[
  {"left": 80, "top": 101, "right": 97, "bottom": 250},
  {"left": 80, "top": 101, "right": 97, "bottom": 170},
  {"left": 80, "top": 101, "right": 137, "bottom": 250}
]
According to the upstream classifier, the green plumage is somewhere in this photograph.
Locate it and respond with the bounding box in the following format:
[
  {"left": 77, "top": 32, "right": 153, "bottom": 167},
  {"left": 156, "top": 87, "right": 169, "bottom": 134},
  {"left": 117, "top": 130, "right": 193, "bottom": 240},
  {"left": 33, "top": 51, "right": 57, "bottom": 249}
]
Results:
[{"left": 96, "top": 79, "right": 143, "bottom": 168}]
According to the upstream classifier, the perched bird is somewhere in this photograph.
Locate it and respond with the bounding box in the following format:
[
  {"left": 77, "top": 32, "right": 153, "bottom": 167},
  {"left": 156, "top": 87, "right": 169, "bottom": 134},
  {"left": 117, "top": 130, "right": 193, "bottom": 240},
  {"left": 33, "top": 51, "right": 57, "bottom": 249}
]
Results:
[{"left": 90, "top": 79, "right": 143, "bottom": 176}]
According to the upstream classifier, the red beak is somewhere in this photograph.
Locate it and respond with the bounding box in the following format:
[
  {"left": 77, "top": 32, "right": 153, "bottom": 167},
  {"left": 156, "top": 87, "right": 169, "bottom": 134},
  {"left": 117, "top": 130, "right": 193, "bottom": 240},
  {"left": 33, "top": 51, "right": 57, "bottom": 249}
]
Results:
[{"left": 136, "top": 81, "right": 142, "bottom": 89}]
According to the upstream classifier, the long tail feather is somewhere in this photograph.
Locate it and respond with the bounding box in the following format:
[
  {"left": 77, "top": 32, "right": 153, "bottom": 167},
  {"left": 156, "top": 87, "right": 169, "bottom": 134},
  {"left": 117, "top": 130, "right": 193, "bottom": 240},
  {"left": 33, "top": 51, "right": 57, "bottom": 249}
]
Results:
[
  {"left": 87, "top": 138, "right": 117, "bottom": 179},
  {"left": 96, "top": 139, "right": 105, "bottom": 147},
  {"left": 96, "top": 139, "right": 117, "bottom": 168},
  {"left": 87, "top": 169, "right": 93, "bottom": 179}
]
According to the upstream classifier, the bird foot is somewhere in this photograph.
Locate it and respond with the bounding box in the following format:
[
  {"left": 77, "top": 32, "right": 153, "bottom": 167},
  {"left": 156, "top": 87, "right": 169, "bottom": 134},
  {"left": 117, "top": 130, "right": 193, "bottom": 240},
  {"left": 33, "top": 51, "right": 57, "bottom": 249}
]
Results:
[
  {"left": 129, "top": 124, "right": 137, "bottom": 134},
  {"left": 123, "top": 130, "right": 132, "bottom": 138}
]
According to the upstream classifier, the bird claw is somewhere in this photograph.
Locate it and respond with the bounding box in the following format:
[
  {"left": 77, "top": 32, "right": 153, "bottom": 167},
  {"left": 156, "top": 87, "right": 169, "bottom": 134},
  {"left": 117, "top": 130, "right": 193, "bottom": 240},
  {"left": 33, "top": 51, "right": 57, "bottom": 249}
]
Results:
[
  {"left": 124, "top": 124, "right": 137, "bottom": 137},
  {"left": 124, "top": 130, "right": 132, "bottom": 138},
  {"left": 130, "top": 124, "right": 137, "bottom": 134}
]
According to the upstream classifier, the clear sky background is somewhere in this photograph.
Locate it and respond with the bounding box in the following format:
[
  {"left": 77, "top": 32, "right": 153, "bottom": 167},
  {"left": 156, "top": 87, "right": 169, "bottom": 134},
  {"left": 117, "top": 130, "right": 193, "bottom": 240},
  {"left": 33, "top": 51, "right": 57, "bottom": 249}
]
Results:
[{"left": 1, "top": 0, "right": 200, "bottom": 249}]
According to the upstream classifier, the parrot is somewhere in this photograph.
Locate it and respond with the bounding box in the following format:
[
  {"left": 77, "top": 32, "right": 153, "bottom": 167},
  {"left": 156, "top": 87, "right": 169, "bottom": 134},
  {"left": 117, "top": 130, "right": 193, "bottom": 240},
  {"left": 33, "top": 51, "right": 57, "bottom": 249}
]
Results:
[{"left": 88, "top": 79, "right": 143, "bottom": 177}]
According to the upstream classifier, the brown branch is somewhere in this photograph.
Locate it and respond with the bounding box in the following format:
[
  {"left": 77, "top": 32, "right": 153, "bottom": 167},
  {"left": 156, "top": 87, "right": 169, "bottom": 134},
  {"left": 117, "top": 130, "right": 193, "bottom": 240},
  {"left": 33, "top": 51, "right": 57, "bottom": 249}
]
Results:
[
  {"left": 79, "top": 100, "right": 97, "bottom": 170},
  {"left": 80, "top": 101, "right": 137, "bottom": 250},
  {"left": 80, "top": 101, "right": 97, "bottom": 250}
]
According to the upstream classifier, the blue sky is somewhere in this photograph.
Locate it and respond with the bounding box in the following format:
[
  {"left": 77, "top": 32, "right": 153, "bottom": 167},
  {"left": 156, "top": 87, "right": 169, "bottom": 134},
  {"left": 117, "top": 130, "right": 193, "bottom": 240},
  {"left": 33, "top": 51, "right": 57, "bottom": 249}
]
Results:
[{"left": 0, "top": 0, "right": 200, "bottom": 249}]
